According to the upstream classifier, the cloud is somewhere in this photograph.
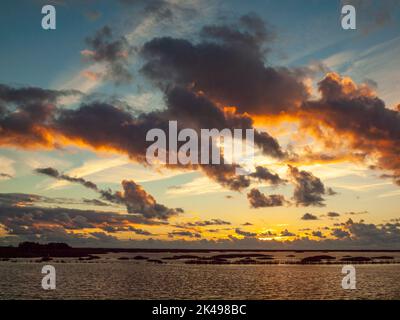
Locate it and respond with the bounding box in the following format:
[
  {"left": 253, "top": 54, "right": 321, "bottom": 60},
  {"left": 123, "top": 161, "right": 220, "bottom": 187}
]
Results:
[
  {"left": 0, "top": 173, "right": 12, "bottom": 179},
  {"left": 2, "top": 14, "right": 399, "bottom": 194},
  {"left": 288, "top": 165, "right": 328, "bottom": 207},
  {"left": 300, "top": 73, "right": 400, "bottom": 186},
  {"left": 182, "top": 219, "right": 231, "bottom": 227},
  {"left": 0, "top": 81, "right": 285, "bottom": 192},
  {"left": 247, "top": 188, "right": 287, "bottom": 208},
  {"left": 0, "top": 192, "right": 112, "bottom": 208},
  {"left": 301, "top": 213, "right": 318, "bottom": 221},
  {"left": 311, "top": 231, "right": 325, "bottom": 238},
  {"left": 0, "top": 84, "right": 80, "bottom": 105},
  {"left": 168, "top": 230, "right": 201, "bottom": 238},
  {"left": 327, "top": 211, "right": 340, "bottom": 218},
  {"left": 0, "top": 84, "right": 80, "bottom": 148},
  {"left": 103, "top": 225, "right": 153, "bottom": 236},
  {"left": 345, "top": 211, "right": 368, "bottom": 215},
  {"left": 0, "top": 199, "right": 165, "bottom": 244},
  {"left": 341, "top": 0, "right": 400, "bottom": 34},
  {"left": 1, "top": 194, "right": 399, "bottom": 249},
  {"left": 35, "top": 167, "right": 98, "bottom": 190},
  {"left": 258, "top": 230, "right": 276, "bottom": 237},
  {"left": 140, "top": 13, "right": 309, "bottom": 116},
  {"left": 83, "top": 26, "right": 134, "bottom": 84},
  {"left": 249, "top": 166, "right": 286, "bottom": 185},
  {"left": 0, "top": 156, "right": 15, "bottom": 179},
  {"left": 120, "top": 180, "right": 183, "bottom": 219},
  {"left": 331, "top": 228, "right": 351, "bottom": 239},
  {"left": 280, "top": 229, "right": 296, "bottom": 237},
  {"left": 35, "top": 167, "right": 183, "bottom": 220},
  {"left": 235, "top": 228, "right": 257, "bottom": 237}
]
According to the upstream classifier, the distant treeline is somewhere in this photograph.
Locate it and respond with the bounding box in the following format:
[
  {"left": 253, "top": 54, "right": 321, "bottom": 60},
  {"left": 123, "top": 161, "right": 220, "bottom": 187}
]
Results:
[{"left": 0, "top": 242, "right": 400, "bottom": 259}]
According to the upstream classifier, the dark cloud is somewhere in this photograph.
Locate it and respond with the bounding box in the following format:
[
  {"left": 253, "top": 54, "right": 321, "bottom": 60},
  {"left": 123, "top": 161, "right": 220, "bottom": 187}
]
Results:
[
  {"left": 288, "top": 165, "right": 328, "bottom": 207},
  {"left": 327, "top": 211, "right": 340, "bottom": 218},
  {"left": 84, "top": 26, "right": 134, "bottom": 84},
  {"left": 1, "top": 13, "right": 399, "bottom": 194},
  {"left": 35, "top": 167, "right": 183, "bottom": 220},
  {"left": 35, "top": 167, "right": 98, "bottom": 190},
  {"left": 82, "top": 198, "right": 110, "bottom": 207},
  {"left": 331, "top": 228, "right": 351, "bottom": 239},
  {"left": 162, "top": 86, "right": 286, "bottom": 160},
  {"left": 280, "top": 229, "right": 296, "bottom": 237},
  {"left": 140, "top": 13, "right": 309, "bottom": 116},
  {"left": 0, "top": 84, "right": 80, "bottom": 105},
  {"left": 119, "top": 180, "right": 183, "bottom": 219},
  {"left": 168, "top": 230, "right": 201, "bottom": 238},
  {"left": 0, "top": 200, "right": 164, "bottom": 244},
  {"left": 0, "top": 82, "right": 284, "bottom": 191},
  {"left": 300, "top": 73, "right": 400, "bottom": 186},
  {"left": 103, "top": 225, "right": 153, "bottom": 236},
  {"left": 1, "top": 197, "right": 398, "bottom": 248},
  {"left": 0, "top": 193, "right": 42, "bottom": 207},
  {"left": 301, "top": 213, "right": 318, "bottom": 221},
  {"left": 128, "top": 227, "right": 153, "bottom": 236},
  {"left": 235, "top": 228, "right": 257, "bottom": 237},
  {"left": 311, "top": 231, "right": 325, "bottom": 238},
  {"left": 258, "top": 230, "right": 276, "bottom": 237},
  {"left": 0, "top": 84, "right": 79, "bottom": 148},
  {"left": 183, "top": 219, "right": 231, "bottom": 227},
  {"left": 0, "top": 193, "right": 111, "bottom": 208},
  {"left": 247, "top": 188, "right": 287, "bottom": 208},
  {"left": 0, "top": 16, "right": 292, "bottom": 192},
  {"left": 249, "top": 166, "right": 286, "bottom": 185},
  {"left": 345, "top": 211, "right": 368, "bottom": 215}
]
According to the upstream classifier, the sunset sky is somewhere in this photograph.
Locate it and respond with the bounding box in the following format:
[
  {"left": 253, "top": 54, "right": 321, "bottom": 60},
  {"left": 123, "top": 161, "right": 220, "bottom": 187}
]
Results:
[{"left": 0, "top": 0, "right": 399, "bottom": 249}]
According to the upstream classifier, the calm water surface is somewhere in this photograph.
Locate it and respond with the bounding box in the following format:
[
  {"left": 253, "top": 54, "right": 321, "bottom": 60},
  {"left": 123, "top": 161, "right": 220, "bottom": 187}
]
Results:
[{"left": 0, "top": 260, "right": 399, "bottom": 299}]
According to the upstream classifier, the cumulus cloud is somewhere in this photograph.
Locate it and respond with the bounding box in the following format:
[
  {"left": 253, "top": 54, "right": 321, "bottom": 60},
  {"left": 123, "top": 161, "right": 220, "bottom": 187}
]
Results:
[
  {"left": 301, "top": 213, "right": 318, "bottom": 221},
  {"left": 258, "top": 230, "right": 276, "bottom": 237},
  {"left": 0, "top": 199, "right": 164, "bottom": 244},
  {"left": 35, "top": 167, "right": 183, "bottom": 220},
  {"left": 311, "top": 231, "right": 325, "bottom": 238},
  {"left": 249, "top": 166, "right": 286, "bottom": 185},
  {"left": 280, "top": 229, "right": 296, "bottom": 237},
  {"left": 247, "top": 188, "right": 287, "bottom": 208},
  {"left": 0, "top": 82, "right": 281, "bottom": 192},
  {"left": 140, "top": 13, "right": 308, "bottom": 116},
  {"left": 300, "top": 73, "right": 400, "bottom": 186},
  {"left": 331, "top": 228, "right": 351, "bottom": 239},
  {"left": 288, "top": 165, "right": 330, "bottom": 207}
]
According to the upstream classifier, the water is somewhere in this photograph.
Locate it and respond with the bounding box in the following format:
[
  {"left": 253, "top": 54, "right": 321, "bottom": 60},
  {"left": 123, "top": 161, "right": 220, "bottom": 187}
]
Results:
[{"left": 0, "top": 257, "right": 399, "bottom": 299}]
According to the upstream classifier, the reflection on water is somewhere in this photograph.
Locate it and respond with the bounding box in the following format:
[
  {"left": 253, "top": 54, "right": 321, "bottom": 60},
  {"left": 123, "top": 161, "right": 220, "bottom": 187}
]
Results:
[{"left": 0, "top": 261, "right": 399, "bottom": 299}]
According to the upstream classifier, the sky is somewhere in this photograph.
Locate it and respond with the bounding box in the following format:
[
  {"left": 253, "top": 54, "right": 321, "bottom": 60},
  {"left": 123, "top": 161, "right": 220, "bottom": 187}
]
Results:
[{"left": 0, "top": 0, "right": 400, "bottom": 249}]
